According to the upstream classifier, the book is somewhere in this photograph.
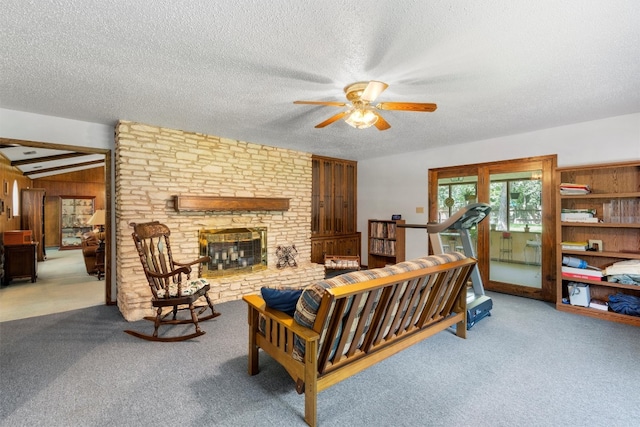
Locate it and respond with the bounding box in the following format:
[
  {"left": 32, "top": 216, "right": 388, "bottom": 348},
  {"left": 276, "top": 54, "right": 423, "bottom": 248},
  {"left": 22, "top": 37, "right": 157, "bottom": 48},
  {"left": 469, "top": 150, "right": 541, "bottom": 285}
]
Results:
[
  {"left": 559, "top": 183, "right": 591, "bottom": 195},
  {"left": 562, "top": 272, "right": 602, "bottom": 281},
  {"left": 561, "top": 208, "right": 596, "bottom": 214},
  {"left": 561, "top": 266, "right": 603, "bottom": 278},
  {"left": 562, "top": 217, "right": 599, "bottom": 223},
  {"left": 561, "top": 209, "right": 597, "bottom": 222},
  {"left": 589, "top": 299, "right": 609, "bottom": 311},
  {"left": 560, "top": 183, "right": 591, "bottom": 190},
  {"left": 561, "top": 212, "right": 592, "bottom": 219},
  {"left": 561, "top": 241, "right": 588, "bottom": 250}
]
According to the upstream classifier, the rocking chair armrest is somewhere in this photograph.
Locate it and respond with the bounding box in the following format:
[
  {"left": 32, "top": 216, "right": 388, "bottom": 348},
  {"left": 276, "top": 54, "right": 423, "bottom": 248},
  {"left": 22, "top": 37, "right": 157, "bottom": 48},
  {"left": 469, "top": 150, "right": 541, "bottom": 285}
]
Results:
[
  {"left": 243, "top": 294, "right": 319, "bottom": 341},
  {"left": 174, "top": 256, "right": 211, "bottom": 268},
  {"left": 145, "top": 266, "right": 192, "bottom": 280}
]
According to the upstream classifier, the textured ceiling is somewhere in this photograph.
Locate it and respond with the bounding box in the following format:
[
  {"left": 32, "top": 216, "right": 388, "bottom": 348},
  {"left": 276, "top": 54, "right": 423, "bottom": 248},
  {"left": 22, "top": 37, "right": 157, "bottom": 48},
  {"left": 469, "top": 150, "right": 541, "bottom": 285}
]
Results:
[{"left": 1, "top": 1, "right": 639, "bottom": 161}]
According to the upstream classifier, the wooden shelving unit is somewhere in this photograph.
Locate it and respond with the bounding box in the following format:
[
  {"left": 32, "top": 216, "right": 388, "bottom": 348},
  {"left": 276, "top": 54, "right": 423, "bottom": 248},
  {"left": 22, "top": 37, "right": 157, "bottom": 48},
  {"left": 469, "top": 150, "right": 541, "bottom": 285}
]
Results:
[
  {"left": 556, "top": 161, "right": 640, "bottom": 326},
  {"left": 367, "top": 219, "right": 405, "bottom": 268}
]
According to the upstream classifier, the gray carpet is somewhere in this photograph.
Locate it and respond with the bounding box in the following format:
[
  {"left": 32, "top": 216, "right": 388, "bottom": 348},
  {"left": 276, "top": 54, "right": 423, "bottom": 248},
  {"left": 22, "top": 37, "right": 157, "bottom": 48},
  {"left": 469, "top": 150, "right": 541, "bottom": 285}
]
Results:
[{"left": 1, "top": 292, "right": 639, "bottom": 426}]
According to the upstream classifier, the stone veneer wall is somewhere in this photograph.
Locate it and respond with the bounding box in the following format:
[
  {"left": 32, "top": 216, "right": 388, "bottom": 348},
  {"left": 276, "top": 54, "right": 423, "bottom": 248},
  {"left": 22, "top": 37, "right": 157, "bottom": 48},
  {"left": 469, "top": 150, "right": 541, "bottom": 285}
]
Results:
[{"left": 115, "top": 120, "right": 325, "bottom": 321}]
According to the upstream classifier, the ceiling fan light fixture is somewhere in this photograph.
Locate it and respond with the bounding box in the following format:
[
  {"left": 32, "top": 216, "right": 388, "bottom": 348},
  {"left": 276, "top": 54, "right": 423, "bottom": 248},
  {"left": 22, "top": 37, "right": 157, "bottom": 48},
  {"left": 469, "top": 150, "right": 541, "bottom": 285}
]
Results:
[
  {"left": 294, "top": 80, "right": 436, "bottom": 131},
  {"left": 344, "top": 107, "right": 378, "bottom": 129}
]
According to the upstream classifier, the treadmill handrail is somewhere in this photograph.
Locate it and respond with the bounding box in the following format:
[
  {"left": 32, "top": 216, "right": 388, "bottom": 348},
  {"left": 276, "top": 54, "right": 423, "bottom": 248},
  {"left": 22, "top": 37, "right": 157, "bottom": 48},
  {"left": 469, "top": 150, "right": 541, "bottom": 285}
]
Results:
[{"left": 426, "top": 203, "right": 491, "bottom": 233}]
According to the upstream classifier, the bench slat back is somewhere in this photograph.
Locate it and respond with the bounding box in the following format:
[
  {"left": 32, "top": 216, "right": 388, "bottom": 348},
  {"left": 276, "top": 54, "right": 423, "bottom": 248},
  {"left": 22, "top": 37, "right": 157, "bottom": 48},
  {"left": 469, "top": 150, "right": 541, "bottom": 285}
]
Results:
[{"left": 316, "top": 257, "right": 475, "bottom": 375}]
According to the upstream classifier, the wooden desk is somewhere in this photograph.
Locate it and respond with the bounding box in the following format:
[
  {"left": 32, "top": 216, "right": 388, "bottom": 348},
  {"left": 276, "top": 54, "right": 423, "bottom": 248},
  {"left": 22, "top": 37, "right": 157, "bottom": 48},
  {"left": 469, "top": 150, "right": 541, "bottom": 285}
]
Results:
[{"left": 3, "top": 243, "right": 38, "bottom": 285}]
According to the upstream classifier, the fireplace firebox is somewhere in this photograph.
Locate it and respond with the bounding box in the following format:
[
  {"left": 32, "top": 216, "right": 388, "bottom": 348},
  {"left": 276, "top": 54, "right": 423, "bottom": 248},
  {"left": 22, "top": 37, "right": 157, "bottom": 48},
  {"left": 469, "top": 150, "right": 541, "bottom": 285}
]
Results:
[{"left": 199, "top": 227, "right": 267, "bottom": 278}]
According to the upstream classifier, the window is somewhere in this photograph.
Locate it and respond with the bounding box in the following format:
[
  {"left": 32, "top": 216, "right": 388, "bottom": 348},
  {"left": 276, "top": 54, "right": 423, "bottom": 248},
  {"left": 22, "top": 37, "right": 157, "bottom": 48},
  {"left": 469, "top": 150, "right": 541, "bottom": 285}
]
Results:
[{"left": 12, "top": 180, "right": 19, "bottom": 216}]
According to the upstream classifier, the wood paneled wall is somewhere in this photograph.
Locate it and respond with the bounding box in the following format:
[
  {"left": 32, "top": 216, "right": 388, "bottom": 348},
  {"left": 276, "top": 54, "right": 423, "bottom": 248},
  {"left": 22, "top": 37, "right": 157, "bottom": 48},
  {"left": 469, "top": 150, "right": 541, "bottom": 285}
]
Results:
[{"left": 31, "top": 167, "right": 105, "bottom": 247}]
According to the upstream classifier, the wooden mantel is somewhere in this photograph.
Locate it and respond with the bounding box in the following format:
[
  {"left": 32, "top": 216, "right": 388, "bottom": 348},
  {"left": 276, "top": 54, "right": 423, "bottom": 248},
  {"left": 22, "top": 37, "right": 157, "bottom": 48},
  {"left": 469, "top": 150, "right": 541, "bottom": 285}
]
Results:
[{"left": 173, "top": 196, "right": 290, "bottom": 212}]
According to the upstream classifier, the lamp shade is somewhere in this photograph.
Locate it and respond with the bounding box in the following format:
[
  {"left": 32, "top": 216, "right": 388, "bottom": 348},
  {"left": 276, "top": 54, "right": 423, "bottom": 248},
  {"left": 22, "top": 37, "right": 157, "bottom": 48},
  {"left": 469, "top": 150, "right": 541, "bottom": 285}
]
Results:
[{"left": 87, "top": 209, "right": 106, "bottom": 226}]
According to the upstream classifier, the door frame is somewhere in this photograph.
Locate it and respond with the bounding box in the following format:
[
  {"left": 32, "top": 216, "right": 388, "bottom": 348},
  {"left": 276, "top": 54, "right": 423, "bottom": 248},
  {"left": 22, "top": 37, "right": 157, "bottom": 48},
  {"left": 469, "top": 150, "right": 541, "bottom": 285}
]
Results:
[
  {"left": 1, "top": 137, "right": 113, "bottom": 304},
  {"left": 428, "top": 155, "right": 557, "bottom": 301}
]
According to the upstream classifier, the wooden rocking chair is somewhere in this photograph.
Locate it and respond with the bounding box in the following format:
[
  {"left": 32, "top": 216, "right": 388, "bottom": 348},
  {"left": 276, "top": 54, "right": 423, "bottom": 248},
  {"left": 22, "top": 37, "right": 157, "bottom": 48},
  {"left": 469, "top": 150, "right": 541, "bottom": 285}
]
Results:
[{"left": 125, "top": 221, "right": 221, "bottom": 342}]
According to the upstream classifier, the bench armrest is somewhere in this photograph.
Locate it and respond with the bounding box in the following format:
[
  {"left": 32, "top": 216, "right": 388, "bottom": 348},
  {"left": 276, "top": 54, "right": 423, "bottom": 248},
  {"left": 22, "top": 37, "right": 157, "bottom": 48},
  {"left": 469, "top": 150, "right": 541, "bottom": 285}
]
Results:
[{"left": 243, "top": 294, "right": 319, "bottom": 341}]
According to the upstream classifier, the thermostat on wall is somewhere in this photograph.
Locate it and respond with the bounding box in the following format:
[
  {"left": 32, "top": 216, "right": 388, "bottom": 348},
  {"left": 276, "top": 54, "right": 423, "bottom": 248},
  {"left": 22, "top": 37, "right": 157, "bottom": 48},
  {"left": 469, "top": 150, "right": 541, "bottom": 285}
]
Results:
[{"left": 391, "top": 214, "right": 401, "bottom": 220}]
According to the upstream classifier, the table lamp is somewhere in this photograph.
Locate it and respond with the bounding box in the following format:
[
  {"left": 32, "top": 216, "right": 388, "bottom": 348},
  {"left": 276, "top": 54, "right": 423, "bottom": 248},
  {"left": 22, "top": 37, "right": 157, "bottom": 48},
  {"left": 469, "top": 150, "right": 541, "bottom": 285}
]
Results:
[{"left": 87, "top": 209, "right": 106, "bottom": 233}]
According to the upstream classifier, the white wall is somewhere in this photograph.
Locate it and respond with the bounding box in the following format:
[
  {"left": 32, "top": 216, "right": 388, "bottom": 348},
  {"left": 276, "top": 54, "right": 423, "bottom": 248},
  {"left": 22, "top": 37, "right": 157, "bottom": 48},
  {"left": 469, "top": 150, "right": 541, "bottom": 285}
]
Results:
[
  {"left": 358, "top": 113, "right": 640, "bottom": 261},
  {"left": 0, "top": 108, "right": 114, "bottom": 149}
]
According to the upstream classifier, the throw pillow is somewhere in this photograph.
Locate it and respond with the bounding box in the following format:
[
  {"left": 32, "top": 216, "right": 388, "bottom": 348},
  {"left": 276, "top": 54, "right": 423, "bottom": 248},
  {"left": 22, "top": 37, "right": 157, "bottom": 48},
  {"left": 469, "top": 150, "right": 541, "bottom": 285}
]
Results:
[{"left": 261, "top": 287, "right": 303, "bottom": 316}]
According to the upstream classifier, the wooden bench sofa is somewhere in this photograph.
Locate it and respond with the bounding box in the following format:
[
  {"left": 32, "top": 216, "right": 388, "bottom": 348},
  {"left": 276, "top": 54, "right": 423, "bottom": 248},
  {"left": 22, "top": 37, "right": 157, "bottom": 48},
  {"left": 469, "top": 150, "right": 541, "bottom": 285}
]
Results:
[{"left": 243, "top": 252, "right": 476, "bottom": 426}]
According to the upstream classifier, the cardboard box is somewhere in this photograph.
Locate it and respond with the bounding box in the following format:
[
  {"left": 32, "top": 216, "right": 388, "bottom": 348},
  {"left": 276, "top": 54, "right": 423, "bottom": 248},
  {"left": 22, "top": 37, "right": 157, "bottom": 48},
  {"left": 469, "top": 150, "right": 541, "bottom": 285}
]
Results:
[{"left": 3, "top": 230, "right": 33, "bottom": 245}]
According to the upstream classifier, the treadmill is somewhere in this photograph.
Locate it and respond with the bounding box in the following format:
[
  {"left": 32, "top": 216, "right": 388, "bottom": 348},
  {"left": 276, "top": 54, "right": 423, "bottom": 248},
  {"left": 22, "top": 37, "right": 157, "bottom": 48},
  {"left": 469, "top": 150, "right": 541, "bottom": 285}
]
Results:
[{"left": 426, "top": 203, "right": 492, "bottom": 329}]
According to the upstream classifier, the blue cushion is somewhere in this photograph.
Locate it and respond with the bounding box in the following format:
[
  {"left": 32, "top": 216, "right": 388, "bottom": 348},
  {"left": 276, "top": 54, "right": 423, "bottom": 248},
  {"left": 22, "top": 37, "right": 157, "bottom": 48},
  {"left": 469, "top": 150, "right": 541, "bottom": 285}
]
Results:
[{"left": 261, "top": 287, "right": 303, "bottom": 316}]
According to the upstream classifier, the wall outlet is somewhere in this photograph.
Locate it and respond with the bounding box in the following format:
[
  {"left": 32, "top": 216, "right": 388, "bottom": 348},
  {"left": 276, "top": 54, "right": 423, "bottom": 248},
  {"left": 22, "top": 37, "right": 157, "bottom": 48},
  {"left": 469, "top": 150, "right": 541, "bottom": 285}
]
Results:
[{"left": 416, "top": 207, "right": 424, "bottom": 214}]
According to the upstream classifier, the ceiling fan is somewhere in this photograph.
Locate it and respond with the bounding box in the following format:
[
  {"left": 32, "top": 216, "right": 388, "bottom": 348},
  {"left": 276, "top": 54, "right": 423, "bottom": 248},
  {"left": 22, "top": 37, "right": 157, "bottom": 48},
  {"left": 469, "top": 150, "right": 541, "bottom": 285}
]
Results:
[{"left": 294, "top": 80, "right": 437, "bottom": 130}]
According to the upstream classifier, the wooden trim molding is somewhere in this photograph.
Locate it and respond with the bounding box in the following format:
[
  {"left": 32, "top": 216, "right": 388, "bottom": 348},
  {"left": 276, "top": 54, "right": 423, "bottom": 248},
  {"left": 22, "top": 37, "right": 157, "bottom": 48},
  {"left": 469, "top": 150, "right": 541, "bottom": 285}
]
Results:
[{"left": 173, "top": 196, "right": 290, "bottom": 212}]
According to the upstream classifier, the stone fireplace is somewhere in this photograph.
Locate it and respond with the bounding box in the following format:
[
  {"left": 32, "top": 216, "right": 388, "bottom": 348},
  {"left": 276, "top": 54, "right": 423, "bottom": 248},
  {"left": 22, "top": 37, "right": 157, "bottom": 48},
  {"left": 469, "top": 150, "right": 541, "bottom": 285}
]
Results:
[{"left": 114, "top": 121, "right": 325, "bottom": 321}]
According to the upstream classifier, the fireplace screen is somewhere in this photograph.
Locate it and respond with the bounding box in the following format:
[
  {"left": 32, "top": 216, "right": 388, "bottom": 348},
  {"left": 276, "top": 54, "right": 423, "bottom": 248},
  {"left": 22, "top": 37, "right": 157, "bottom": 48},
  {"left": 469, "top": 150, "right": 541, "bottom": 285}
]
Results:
[{"left": 199, "top": 227, "right": 267, "bottom": 278}]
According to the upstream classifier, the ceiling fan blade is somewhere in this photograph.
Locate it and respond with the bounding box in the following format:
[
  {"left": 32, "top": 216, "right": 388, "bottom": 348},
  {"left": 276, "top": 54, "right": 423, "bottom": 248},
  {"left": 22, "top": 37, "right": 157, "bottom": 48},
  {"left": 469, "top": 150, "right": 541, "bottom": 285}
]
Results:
[
  {"left": 373, "top": 112, "right": 391, "bottom": 131},
  {"left": 294, "top": 100, "right": 347, "bottom": 107},
  {"left": 376, "top": 102, "right": 437, "bottom": 112},
  {"left": 315, "top": 111, "right": 349, "bottom": 128},
  {"left": 360, "top": 81, "right": 389, "bottom": 102}
]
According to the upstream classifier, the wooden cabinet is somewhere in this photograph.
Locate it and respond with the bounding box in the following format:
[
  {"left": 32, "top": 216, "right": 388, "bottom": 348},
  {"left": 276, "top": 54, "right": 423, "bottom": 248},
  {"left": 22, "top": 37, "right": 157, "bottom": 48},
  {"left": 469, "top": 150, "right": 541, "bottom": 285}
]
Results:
[
  {"left": 556, "top": 161, "right": 640, "bottom": 326},
  {"left": 60, "top": 196, "right": 95, "bottom": 249},
  {"left": 3, "top": 243, "right": 38, "bottom": 285},
  {"left": 310, "top": 155, "right": 360, "bottom": 264},
  {"left": 368, "top": 219, "right": 406, "bottom": 268},
  {"left": 20, "top": 188, "right": 46, "bottom": 261}
]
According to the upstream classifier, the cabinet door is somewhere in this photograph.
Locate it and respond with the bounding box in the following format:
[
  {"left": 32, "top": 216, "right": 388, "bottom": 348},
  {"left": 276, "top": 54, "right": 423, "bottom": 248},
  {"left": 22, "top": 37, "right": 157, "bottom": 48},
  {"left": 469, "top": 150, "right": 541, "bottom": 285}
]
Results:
[
  {"left": 323, "top": 238, "right": 336, "bottom": 259},
  {"left": 60, "top": 196, "right": 95, "bottom": 249},
  {"left": 343, "top": 161, "right": 357, "bottom": 234},
  {"left": 333, "top": 161, "right": 358, "bottom": 235},
  {"left": 45, "top": 197, "right": 61, "bottom": 247},
  {"left": 333, "top": 161, "right": 346, "bottom": 234},
  {"left": 337, "top": 234, "right": 360, "bottom": 256},
  {"left": 20, "top": 189, "right": 46, "bottom": 262},
  {"left": 312, "top": 158, "right": 335, "bottom": 236},
  {"left": 311, "top": 239, "right": 326, "bottom": 264},
  {"left": 312, "top": 158, "right": 321, "bottom": 235}
]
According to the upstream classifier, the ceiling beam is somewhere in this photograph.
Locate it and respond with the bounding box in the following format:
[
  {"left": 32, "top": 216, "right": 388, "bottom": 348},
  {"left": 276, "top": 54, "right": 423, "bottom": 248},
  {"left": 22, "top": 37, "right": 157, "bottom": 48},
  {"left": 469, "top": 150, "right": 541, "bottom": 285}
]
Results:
[
  {"left": 11, "top": 152, "right": 89, "bottom": 166},
  {"left": 23, "top": 160, "right": 105, "bottom": 176}
]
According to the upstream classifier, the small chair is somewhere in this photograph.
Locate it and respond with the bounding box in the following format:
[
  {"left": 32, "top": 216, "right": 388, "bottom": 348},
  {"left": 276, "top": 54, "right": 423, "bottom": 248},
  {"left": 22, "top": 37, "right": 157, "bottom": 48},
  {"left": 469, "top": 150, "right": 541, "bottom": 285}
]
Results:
[
  {"left": 499, "top": 232, "right": 513, "bottom": 262},
  {"left": 125, "top": 221, "right": 221, "bottom": 342}
]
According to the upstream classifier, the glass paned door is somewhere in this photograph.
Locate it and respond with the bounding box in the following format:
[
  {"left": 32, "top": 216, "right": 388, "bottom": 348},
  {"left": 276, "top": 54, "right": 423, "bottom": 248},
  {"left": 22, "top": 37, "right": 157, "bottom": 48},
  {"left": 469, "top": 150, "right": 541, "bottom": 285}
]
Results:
[
  {"left": 436, "top": 175, "right": 479, "bottom": 256},
  {"left": 489, "top": 171, "right": 542, "bottom": 288},
  {"left": 428, "top": 155, "right": 556, "bottom": 301}
]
